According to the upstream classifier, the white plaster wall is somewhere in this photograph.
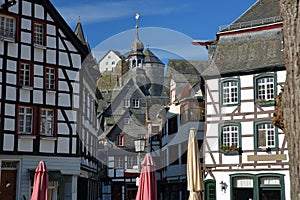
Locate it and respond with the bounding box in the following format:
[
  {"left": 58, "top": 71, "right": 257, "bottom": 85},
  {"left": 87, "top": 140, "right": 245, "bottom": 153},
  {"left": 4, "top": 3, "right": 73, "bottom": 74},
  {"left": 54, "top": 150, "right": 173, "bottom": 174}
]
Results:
[
  {"left": 47, "top": 24, "right": 56, "bottom": 35},
  {"left": 40, "top": 139, "right": 55, "bottom": 153},
  {"left": 6, "top": 73, "right": 16, "bottom": 84},
  {"left": 73, "top": 94, "right": 79, "bottom": 109},
  {"left": 19, "top": 89, "right": 30, "bottom": 102},
  {"left": 58, "top": 123, "right": 69, "bottom": 135},
  {"left": 21, "top": 32, "right": 31, "bottom": 44},
  {"left": 0, "top": 43, "right": 3, "bottom": 55},
  {"left": 57, "top": 138, "right": 69, "bottom": 153},
  {"left": 72, "top": 138, "right": 77, "bottom": 154},
  {"left": 34, "top": 77, "right": 43, "bottom": 89},
  {"left": 18, "top": 139, "right": 33, "bottom": 152},
  {"left": 6, "top": 86, "right": 16, "bottom": 100},
  {"left": 46, "top": 92, "right": 55, "bottom": 105},
  {"left": 21, "top": 45, "right": 30, "bottom": 60},
  {"left": 99, "top": 51, "right": 121, "bottom": 73},
  {"left": 22, "top": 1, "right": 31, "bottom": 16},
  {"left": 71, "top": 54, "right": 81, "bottom": 69},
  {"left": 65, "top": 41, "right": 76, "bottom": 52},
  {"left": 33, "top": 90, "right": 43, "bottom": 104},
  {"left": 59, "top": 52, "right": 69, "bottom": 66},
  {"left": 34, "top": 48, "right": 43, "bottom": 62},
  {"left": 34, "top": 4, "right": 44, "bottom": 19},
  {"left": 46, "top": 49, "right": 56, "bottom": 64},
  {"left": 21, "top": 19, "right": 31, "bottom": 30},
  {"left": 3, "top": 134, "right": 14, "bottom": 151},
  {"left": 8, "top": 43, "right": 18, "bottom": 57},
  {"left": 47, "top": 14, "right": 54, "bottom": 22},
  {"left": 58, "top": 81, "right": 69, "bottom": 91},
  {"left": 47, "top": 37, "right": 56, "bottom": 49},
  {"left": 58, "top": 39, "right": 65, "bottom": 50},
  {"left": 58, "top": 93, "right": 70, "bottom": 107},
  {"left": 5, "top": 104, "right": 15, "bottom": 116}
]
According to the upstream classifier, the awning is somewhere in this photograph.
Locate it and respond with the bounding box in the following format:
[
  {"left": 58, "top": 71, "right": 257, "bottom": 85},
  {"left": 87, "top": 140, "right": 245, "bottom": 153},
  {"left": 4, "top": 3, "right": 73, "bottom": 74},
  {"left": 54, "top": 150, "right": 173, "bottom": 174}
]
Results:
[{"left": 29, "top": 169, "right": 64, "bottom": 182}]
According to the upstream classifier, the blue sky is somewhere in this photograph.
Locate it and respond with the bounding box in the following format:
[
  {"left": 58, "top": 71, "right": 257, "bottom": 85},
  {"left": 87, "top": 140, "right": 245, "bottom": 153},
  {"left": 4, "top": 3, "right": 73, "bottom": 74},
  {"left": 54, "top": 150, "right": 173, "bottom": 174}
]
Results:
[{"left": 51, "top": 0, "right": 257, "bottom": 61}]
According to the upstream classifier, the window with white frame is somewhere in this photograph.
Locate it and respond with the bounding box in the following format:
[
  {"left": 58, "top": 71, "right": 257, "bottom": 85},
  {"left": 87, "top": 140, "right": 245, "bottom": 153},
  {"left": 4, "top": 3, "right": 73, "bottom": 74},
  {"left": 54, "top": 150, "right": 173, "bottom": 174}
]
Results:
[
  {"left": 257, "top": 77, "right": 274, "bottom": 101},
  {"left": 221, "top": 79, "right": 239, "bottom": 105},
  {"left": 20, "top": 63, "right": 31, "bottom": 87},
  {"left": 123, "top": 99, "right": 130, "bottom": 107},
  {"left": 222, "top": 125, "right": 239, "bottom": 147},
  {"left": 132, "top": 99, "right": 139, "bottom": 108},
  {"left": 18, "top": 107, "right": 33, "bottom": 134},
  {"left": 115, "top": 156, "right": 124, "bottom": 168},
  {"left": 256, "top": 122, "right": 276, "bottom": 149},
  {"left": 116, "top": 134, "right": 125, "bottom": 146},
  {"left": 34, "top": 23, "right": 44, "bottom": 45},
  {"left": 40, "top": 109, "right": 54, "bottom": 136},
  {"left": 127, "top": 156, "right": 137, "bottom": 169},
  {"left": 0, "top": 15, "right": 15, "bottom": 39},
  {"left": 45, "top": 67, "right": 56, "bottom": 90}
]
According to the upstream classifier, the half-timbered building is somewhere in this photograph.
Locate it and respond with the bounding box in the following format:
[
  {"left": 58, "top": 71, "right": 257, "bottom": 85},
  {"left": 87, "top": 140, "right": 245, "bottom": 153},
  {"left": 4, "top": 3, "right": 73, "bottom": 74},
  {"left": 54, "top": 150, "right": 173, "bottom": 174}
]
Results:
[
  {"left": 193, "top": 0, "right": 289, "bottom": 199},
  {"left": 158, "top": 60, "right": 206, "bottom": 200},
  {"left": 0, "top": 0, "right": 99, "bottom": 199}
]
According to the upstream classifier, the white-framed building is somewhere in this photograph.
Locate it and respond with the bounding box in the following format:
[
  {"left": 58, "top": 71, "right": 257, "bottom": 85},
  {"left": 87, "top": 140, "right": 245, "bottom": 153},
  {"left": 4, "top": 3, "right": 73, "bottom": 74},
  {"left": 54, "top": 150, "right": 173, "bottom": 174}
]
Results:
[
  {"left": 98, "top": 50, "right": 122, "bottom": 73},
  {"left": 194, "top": 0, "right": 289, "bottom": 199}
]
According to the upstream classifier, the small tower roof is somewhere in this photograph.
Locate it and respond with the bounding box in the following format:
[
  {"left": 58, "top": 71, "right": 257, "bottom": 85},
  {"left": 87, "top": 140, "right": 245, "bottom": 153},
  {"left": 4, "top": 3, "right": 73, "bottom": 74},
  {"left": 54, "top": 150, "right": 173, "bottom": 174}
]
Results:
[
  {"left": 144, "top": 48, "right": 164, "bottom": 64},
  {"left": 130, "top": 13, "right": 144, "bottom": 54},
  {"left": 74, "top": 16, "right": 91, "bottom": 52}
]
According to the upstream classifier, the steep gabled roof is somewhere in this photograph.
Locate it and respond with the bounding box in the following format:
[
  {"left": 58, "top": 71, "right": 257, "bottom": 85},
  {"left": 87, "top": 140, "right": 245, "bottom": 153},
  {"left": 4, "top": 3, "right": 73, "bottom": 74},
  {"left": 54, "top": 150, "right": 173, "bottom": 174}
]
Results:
[
  {"left": 144, "top": 48, "right": 164, "bottom": 64},
  {"left": 220, "top": 0, "right": 281, "bottom": 33}
]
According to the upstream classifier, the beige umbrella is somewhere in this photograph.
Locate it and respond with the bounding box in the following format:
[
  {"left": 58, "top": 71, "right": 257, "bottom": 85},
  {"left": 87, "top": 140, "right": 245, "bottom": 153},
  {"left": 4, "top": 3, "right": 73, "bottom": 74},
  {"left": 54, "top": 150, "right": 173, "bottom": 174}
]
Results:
[{"left": 187, "top": 128, "right": 203, "bottom": 200}]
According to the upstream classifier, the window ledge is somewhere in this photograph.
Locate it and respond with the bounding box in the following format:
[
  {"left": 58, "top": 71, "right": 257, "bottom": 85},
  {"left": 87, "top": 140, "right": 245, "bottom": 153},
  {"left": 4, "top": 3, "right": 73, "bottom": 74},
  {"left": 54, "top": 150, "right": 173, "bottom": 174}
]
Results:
[
  {"left": 40, "top": 136, "right": 57, "bottom": 141},
  {"left": 0, "top": 36, "right": 15, "bottom": 43},
  {"left": 18, "top": 135, "right": 36, "bottom": 139},
  {"left": 46, "top": 90, "right": 56, "bottom": 93},
  {"left": 33, "top": 44, "right": 46, "bottom": 49},
  {"left": 20, "top": 86, "right": 33, "bottom": 90},
  {"left": 220, "top": 150, "right": 240, "bottom": 155}
]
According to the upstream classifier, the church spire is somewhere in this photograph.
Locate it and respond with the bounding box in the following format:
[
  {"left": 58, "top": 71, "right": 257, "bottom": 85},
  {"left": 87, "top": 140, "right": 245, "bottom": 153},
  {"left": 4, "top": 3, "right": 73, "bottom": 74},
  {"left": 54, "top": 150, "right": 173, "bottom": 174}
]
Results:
[{"left": 130, "top": 13, "right": 144, "bottom": 53}]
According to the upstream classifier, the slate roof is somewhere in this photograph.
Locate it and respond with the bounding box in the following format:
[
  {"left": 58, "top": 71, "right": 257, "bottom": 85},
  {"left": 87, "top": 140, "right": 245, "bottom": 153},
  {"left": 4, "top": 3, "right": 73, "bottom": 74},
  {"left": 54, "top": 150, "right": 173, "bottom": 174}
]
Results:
[
  {"left": 204, "top": 0, "right": 285, "bottom": 77},
  {"left": 144, "top": 48, "right": 164, "bottom": 64},
  {"left": 220, "top": 0, "right": 281, "bottom": 32},
  {"left": 204, "top": 28, "right": 285, "bottom": 77}
]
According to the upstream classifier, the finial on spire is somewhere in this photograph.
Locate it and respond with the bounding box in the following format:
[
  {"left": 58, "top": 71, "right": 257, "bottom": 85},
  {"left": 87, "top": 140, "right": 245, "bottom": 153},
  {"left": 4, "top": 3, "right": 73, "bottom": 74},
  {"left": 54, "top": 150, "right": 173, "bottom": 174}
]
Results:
[
  {"left": 135, "top": 13, "right": 140, "bottom": 29},
  {"left": 78, "top": 16, "right": 81, "bottom": 23}
]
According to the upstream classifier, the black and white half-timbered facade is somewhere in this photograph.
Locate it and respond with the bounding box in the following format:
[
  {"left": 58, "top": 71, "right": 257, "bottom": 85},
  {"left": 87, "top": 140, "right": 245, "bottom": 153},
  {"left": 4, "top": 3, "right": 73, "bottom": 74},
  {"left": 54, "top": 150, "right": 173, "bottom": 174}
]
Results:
[
  {"left": 194, "top": 0, "right": 289, "bottom": 199},
  {"left": 0, "top": 0, "right": 99, "bottom": 199}
]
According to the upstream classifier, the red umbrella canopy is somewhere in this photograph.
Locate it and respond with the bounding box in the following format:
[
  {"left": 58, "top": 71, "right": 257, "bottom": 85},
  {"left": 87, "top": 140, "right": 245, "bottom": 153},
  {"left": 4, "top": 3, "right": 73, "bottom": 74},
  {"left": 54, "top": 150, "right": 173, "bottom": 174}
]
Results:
[
  {"left": 31, "top": 161, "right": 48, "bottom": 200},
  {"left": 136, "top": 153, "right": 157, "bottom": 200}
]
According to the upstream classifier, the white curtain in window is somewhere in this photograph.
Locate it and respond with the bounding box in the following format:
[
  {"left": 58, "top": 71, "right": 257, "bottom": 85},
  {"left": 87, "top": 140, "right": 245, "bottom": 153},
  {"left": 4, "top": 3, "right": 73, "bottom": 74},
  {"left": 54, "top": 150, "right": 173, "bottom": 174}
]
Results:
[{"left": 234, "top": 177, "right": 253, "bottom": 188}]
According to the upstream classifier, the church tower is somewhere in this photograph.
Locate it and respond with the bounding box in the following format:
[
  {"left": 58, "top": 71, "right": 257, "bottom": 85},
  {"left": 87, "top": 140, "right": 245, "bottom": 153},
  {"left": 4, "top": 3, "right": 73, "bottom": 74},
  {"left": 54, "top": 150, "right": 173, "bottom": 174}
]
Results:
[{"left": 127, "top": 13, "right": 145, "bottom": 69}]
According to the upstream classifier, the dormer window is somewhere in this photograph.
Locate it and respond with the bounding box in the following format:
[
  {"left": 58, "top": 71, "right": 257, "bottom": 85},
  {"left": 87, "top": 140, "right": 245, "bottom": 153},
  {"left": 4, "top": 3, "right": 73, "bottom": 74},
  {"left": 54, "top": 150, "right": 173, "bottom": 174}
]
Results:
[{"left": 132, "top": 99, "right": 139, "bottom": 108}]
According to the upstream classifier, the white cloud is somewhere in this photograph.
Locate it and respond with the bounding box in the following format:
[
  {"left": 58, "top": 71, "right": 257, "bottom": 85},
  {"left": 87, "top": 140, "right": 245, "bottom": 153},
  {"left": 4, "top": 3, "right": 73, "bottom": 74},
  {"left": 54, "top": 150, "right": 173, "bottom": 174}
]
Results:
[{"left": 55, "top": 0, "right": 188, "bottom": 25}]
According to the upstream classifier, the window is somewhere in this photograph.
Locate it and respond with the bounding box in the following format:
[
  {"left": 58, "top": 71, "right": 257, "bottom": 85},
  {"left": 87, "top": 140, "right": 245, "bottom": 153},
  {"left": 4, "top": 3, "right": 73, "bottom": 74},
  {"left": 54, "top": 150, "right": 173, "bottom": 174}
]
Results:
[
  {"left": 123, "top": 99, "right": 130, "bottom": 107},
  {"left": 127, "top": 156, "right": 137, "bottom": 169},
  {"left": 20, "top": 63, "right": 32, "bottom": 87},
  {"left": 132, "top": 99, "right": 139, "bottom": 108},
  {"left": 0, "top": 15, "right": 15, "bottom": 40},
  {"left": 124, "top": 118, "right": 130, "bottom": 125},
  {"left": 219, "top": 123, "right": 241, "bottom": 154},
  {"left": 180, "top": 100, "right": 205, "bottom": 124},
  {"left": 231, "top": 175, "right": 254, "bottom": 200},
  {"left": 255, "top": 121, "right": 278, "bottom": 150},
  {"left": 220, "top": 78, "right": 240, "bottom": 106},
  {"left": 168, "top": 115, "right": 178, "bottom": 135},
  {"left": 40, "top": 109, "right": 54, "bottom": 136},
  {"left": 45, "top": 67, "right": 56, "bottom": 90},
  {"left": 169, "top": 145, "right": 179, "bottom": 165},
  {"left": 33, "top": 22, "right": 44, "bottom": 46},
  {"left": 115, "top": 156, "right": 124, "bottom": 168},
  {"left": 230, "top": 173, "right": 285, "bottom": 200},
  {"left": 254, "top": 74, "right": 277, "bottom": 105},
  {"left": 18, "top": 107, "right": 33, "bottom": 134},
  {"left": 116, "top": 134, "right": 125, "bottom": 146}
]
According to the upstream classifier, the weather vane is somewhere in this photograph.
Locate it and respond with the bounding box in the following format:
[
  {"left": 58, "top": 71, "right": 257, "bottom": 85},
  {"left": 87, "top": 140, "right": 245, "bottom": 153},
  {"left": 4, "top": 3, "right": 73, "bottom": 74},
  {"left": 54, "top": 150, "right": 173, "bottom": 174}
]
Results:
[{"left": 135, "top": 13, "right": 140, "bottom": 29}]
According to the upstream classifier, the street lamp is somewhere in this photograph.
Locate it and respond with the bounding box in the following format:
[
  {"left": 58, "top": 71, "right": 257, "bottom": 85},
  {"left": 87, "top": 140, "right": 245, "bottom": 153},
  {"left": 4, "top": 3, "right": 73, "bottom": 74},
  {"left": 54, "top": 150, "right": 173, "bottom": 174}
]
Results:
[{"left": 134, "top": 137, "right": 146, "bottom": 171}]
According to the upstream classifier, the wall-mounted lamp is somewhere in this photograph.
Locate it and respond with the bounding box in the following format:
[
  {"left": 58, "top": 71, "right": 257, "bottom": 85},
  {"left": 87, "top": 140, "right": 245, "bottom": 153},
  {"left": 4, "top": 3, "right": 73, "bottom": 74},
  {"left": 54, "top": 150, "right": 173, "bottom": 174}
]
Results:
[
  {"left": 219, "top": 181, "right": 227, "bottom": 192},
  {"left": 1, "top": 0, "right": 16, "bottom": 9}
]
